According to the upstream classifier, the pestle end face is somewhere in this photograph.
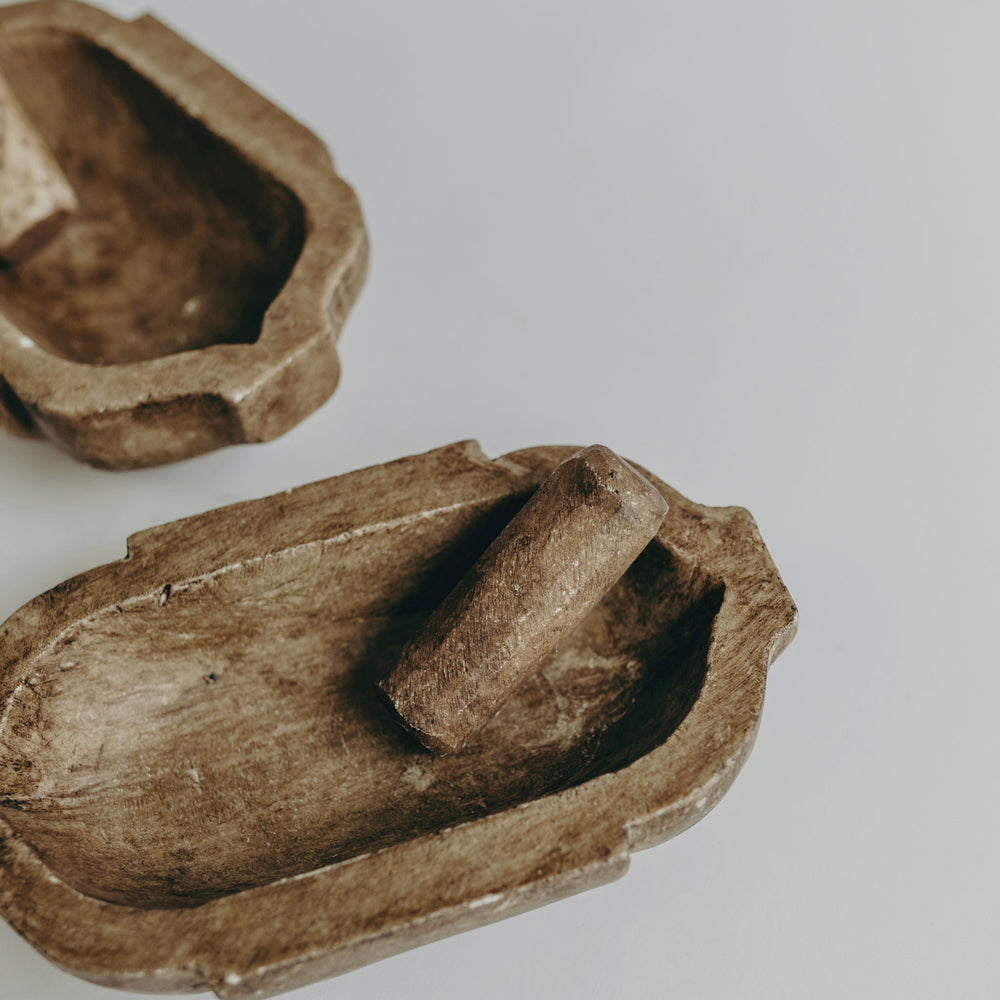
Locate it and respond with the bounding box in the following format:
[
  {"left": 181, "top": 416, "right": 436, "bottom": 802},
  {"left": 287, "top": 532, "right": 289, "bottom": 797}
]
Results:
[{"left": 0, "top": 79, "right": 78, "bottom": 265}]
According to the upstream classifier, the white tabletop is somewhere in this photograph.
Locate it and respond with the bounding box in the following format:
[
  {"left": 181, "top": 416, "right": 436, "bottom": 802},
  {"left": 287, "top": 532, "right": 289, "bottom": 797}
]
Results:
[{"left": 1, "top": 2, "right": 997, "bottom": 998}]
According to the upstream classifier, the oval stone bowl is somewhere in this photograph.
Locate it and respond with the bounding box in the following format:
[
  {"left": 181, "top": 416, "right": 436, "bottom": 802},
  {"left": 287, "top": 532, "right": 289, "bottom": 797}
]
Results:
[
  {"left": 0, "top": 441, "right": 797, "bottom": 997},
  {"left": 0, "top": 1, "right": 368, "bottom": 469}
]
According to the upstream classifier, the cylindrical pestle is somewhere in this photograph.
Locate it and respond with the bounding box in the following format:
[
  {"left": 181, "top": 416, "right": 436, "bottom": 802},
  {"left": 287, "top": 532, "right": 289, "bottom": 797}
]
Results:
[
  {"left": 0, "top": 71, "right": 77, "bottom": 265},
  {"left": 379, "top": 445, "right": 669, "bottom": 754}
]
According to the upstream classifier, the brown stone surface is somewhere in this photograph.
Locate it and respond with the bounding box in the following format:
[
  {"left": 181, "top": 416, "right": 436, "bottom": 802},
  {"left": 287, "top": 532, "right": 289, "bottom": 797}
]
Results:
[
  {"left": 0, "top": 0, "right": 367, "bottom": 467},
  {"left": 0, "top": 69, "right": 77, "bottom": 265},
  {"left": 0, "top": 440, "right": 797, "bottom": 997},
  {"left": 381, "top": 445, "right": 669, "bottom": 753}
]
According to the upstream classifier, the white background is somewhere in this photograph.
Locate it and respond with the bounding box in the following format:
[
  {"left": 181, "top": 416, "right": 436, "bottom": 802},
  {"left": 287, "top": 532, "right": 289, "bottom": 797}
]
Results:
[{"left": 2, "top": 2, "right": 998, "bottom": 997}]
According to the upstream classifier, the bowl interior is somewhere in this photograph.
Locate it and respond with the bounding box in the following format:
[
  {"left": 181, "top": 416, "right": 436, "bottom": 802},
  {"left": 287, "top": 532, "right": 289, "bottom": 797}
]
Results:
[
  {"left": 0, "top": 27, "right": 304, "bottom": 365},
  {"left": 0, "top": 495, "right": 722, "bottom": 909}
]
